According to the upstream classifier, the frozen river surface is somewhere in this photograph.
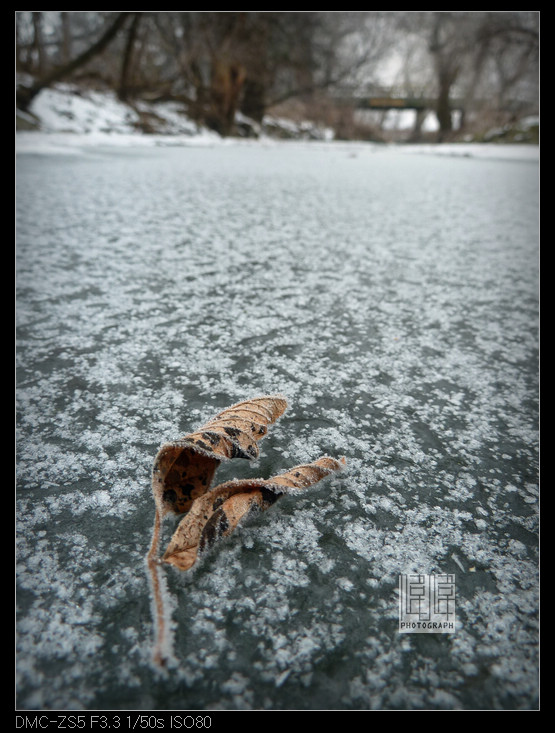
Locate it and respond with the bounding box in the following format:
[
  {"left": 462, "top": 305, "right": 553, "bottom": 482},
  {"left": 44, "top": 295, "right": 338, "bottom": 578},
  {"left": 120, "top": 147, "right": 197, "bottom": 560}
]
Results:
[{"left": 16, "top": 138, "right": 539, "bottom": 710}]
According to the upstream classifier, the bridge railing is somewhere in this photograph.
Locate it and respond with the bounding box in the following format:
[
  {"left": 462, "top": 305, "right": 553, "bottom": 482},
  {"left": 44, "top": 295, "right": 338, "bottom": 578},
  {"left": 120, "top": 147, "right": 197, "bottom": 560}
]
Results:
[{"left": 331, "top": 86, "right": 527, "bottom": 113}]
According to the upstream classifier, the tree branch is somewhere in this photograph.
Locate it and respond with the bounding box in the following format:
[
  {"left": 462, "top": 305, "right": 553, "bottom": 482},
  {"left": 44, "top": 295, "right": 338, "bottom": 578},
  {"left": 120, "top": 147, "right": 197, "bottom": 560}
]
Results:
[{"left": 17, "top": 12, "right": 132, "bottom": 110}]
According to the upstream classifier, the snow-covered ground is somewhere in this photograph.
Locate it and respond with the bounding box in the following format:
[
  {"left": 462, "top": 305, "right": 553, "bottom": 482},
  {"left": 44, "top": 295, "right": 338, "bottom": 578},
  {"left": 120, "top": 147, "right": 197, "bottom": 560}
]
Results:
[
  {"left": 16, "top": 81, "right": 337, "bottom": 150},
  {"left": 16, "top": 86, "right": 539, "bottom": 711},
  {"left": 17, "top": 81, "right": 539, "bottom": 158}
]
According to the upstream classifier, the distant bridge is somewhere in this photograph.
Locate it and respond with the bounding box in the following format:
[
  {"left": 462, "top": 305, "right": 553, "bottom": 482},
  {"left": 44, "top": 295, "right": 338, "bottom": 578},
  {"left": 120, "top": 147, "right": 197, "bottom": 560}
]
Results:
[
  {"left": 352, "top": 96, "right": 463, "bottom": 112},
  {"left": 334, "top": 87, "right": 528, "bottom": 115}
]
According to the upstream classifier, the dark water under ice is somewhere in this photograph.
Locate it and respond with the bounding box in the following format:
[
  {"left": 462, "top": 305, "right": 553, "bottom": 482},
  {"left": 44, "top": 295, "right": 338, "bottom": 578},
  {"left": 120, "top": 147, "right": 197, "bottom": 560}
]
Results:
[{"left": 16, "top": 139, "right": 539, "bottom": 710}]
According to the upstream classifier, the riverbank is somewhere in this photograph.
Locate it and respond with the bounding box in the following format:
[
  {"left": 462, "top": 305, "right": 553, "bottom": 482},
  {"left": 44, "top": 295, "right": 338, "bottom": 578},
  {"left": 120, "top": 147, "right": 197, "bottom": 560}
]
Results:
[{"left": 16, "top": 81, "right": 539, "bottom": 147}]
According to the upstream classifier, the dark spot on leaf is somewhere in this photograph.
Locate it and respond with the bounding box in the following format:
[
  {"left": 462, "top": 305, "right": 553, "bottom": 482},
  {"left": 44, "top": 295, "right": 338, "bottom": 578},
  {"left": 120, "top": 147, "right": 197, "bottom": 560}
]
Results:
[
  {"left": 202, "top": 431, "right": 221, "bottom": 446},
  {"left": 194, "top": 439, "right": 212, "bottom": 453},
  {"left": 163, "top": 489, "right": 177, "bottom": 506},
  {"left": 212, "top": 495, "right": 226, "bottom": 511},
  {"left": 176, "top": 451, "right": 190, "bottom": 466},
  {"left": 229, "top": 440, "right": 256, "bottom": 460},
  {"left": 260, "top": 487, "right": 281, "bottom": 507},
  {"left": 199, "top": 508, "right": 229, "bottom": 552}
]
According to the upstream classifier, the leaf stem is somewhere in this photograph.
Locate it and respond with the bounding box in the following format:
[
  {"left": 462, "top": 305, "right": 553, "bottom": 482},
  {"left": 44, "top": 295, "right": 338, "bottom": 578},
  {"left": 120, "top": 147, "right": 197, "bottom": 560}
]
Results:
[{"left": 146, "top": 507, "right": 171, "bottom": 668}]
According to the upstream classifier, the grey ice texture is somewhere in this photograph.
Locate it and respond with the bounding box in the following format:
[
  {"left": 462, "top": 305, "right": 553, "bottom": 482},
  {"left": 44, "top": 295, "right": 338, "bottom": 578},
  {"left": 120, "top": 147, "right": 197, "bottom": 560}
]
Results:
[{"left": 16, "top": 138, "right": 538, "bottom": 710}]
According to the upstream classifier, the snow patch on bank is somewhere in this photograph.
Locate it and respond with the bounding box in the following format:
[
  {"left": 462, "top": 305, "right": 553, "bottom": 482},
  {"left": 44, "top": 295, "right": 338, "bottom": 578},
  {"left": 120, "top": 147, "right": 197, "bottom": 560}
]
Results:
[{"left": 17, "top": 82, "right": 539, "bottom": 162}]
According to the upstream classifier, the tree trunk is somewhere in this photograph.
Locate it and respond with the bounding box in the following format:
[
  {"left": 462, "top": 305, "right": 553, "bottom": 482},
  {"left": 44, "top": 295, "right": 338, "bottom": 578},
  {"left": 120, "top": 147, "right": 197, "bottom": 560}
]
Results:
[
  {"left": 240, "top": 78, "right": 266, "bottom": 123},
  {"left": 119, "top": 13, "right": 142, "bottom": 101},
  {"left": 408, "top": 109, "right": 427, "bottom": 142},
  {"left": 435, "top": 73, "right": 453, "bottom": 140},
  {"left": 428, "top": 14, "right": 459, "bottom": 142},
  {"left": 17, "top": 12, "right": 132, "bottom": 111},
  {"left": 60, "top": 12, "right": 72, "bottom": 64},
  {"left": 207, "top": 60, "right": 246, "bottom": 136},
  {"left": 31, "top": 12, "right": 46, "bottom": 76}
]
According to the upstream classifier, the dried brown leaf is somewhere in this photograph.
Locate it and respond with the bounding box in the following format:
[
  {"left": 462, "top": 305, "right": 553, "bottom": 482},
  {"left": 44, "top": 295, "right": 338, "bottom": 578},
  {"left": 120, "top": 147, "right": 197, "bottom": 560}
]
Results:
[
  {"left": 162, "top": 456, "right": 346, "bottom": 571},
  {"left": 146, "top": 394, "right": 346, "bottom": 669},
  {"left": 151, "top": 394, "right": 288, "bottom": 517}
]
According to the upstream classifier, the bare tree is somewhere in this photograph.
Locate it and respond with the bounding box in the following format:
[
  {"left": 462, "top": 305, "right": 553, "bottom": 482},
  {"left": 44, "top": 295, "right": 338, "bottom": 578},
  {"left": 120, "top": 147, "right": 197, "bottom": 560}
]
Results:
[
  {"left": 60, "top": 12, "right": 72, "bottom": 64},
  {"left": 126, "top": 12, "right": 384, "bottom": 135},
  {"left": 15, "top": 11, "right": 538, "bottom": 139},
  {"left": 479, "top": 12, "right": 538, "bottom": 119},
  {"left": 118, "top": 13, "right": 143, "bottom": 101},
  {"left": 426, "top": 12, "right": 478, "bottom": 139},
  {"left": 17, "top": 12, "right": 132, "bottom": 110},
  {"left": 393, "top": 11, "right": 538, "bottom": 140},
  {"left": 31, "top": 12, "right": 47, "bottom": 76}
]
